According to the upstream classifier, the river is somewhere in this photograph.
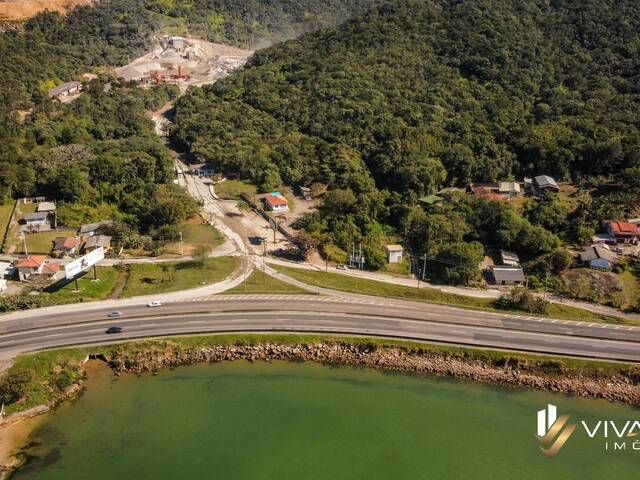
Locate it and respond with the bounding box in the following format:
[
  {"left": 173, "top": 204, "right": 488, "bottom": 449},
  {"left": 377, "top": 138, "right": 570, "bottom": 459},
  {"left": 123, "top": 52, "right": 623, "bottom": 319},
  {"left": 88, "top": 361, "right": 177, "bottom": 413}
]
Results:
[{"left": 12, "top": 361, "right": 639, "bottom": 479}]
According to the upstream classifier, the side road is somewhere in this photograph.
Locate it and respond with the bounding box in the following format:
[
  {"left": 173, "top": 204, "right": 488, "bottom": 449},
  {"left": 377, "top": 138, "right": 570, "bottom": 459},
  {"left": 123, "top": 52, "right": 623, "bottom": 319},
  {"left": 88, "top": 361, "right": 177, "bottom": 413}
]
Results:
[{"left": 264, "top": 258, "right": 640, "bottom": 322}]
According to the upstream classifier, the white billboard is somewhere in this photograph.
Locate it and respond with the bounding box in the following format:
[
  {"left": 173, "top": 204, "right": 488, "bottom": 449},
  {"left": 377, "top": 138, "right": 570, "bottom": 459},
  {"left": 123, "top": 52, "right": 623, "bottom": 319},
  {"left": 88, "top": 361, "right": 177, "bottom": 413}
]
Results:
[{"left": 65, "top": 247, "right": 105, "bottom": 279}]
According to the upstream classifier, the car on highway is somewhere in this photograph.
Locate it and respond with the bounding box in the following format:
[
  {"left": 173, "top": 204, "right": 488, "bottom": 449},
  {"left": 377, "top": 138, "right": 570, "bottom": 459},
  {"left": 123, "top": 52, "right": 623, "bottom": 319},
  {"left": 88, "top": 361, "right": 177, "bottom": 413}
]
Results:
[
  {"left": 108, "top": 311, "right": 123, "bottom": 318},
  {"left": 147, "top": 301, "right": 163, "bottom": 308},
  {"left": 105, "top": 326, "right": 123, "bottom": 334}
]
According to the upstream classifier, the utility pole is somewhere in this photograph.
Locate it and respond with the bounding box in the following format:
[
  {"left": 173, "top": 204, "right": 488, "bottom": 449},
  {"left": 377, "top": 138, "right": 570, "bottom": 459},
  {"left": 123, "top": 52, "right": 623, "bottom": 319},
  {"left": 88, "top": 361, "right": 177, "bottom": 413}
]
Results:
[
  {"left": 543, "top": 271, "right": 549, "bottom": 300},
  {"left": 421, "top": 254, "right": 427, "bottom": 288},
  {"left": 22, "top": 234, "right": 27, "bottom": 256},
  {"left": 262, "top": 240, "right": 267, "bottom": 286},
  {"left": 179, "top": 231, "right": 184, "bottom": 256}
]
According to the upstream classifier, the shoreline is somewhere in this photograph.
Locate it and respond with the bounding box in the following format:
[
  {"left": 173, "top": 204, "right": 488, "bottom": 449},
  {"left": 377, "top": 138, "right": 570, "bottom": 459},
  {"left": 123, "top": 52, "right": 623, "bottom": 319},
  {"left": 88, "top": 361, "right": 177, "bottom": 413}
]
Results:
[{"left": 1, "top": 339, "right": 639, "bottom": 473}]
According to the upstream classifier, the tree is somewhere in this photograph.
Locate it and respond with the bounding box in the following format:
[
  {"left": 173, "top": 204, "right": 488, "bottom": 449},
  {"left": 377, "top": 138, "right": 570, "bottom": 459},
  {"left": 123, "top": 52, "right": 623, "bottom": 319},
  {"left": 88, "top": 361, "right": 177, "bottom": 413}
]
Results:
[
  {"left": 434, "top": 241, "right": 484, "bottom": 286},
  {"left": 286, "top": 232, "right": 318, "bottom": 261},
  {"left": 495, "top": 287, "right": 549, "bottom": 314},
  {"left": 192, "top": 245, "right": 212, "bottom": 267},
  {"left": 0, "top": 370, "right": 35, "bottom": 404}
]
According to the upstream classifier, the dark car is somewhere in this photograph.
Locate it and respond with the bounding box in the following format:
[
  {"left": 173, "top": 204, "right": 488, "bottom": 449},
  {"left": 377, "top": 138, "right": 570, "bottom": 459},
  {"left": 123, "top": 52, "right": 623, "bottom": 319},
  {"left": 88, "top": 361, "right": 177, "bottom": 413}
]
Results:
[{"left": 105, "top": 326, "right": 123, "bottom": 334}]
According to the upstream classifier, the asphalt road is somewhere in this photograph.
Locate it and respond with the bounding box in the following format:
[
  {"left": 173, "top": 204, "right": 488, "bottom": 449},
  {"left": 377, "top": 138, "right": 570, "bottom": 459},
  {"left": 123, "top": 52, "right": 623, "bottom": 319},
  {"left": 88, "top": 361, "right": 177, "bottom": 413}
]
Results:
[{"left": 1, "top": 296, "right": 639, "bottom": 361}]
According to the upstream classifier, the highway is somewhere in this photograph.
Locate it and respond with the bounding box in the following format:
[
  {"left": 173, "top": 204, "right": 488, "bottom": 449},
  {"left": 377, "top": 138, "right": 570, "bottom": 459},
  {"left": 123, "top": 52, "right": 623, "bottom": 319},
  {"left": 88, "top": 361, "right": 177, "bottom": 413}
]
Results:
[{"left": 1, "top": 295, "right": 640, "bottom": 361}]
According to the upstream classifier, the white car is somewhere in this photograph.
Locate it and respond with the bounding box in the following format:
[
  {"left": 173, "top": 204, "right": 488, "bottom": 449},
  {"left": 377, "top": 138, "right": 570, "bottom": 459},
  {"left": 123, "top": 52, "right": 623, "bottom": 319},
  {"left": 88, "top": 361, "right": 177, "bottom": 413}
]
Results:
[{"left": 147, "top": 301, "right": 163, "bottom": 308}]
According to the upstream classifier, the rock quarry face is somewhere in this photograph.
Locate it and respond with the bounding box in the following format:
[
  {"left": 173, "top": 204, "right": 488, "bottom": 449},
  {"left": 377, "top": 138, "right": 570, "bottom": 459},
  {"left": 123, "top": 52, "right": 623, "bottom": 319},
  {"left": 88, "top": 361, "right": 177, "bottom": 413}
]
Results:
[{"left": 107, "top": 342, "right": 640, "bottom": 405}]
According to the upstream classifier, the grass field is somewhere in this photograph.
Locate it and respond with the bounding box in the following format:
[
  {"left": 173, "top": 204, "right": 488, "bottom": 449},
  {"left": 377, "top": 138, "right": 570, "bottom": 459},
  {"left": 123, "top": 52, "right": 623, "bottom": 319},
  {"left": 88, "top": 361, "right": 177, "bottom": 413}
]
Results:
[
  {"left": 122, "top": 256, "right": 238, "bottom": 297},
  {"left": 227, "top": 270, "right": 311, "bottom": 294},
  {"left": 4, "top": 333, "right": 639, "bottom": 415},
  {"left": 214, "top": 180, "right": 257, "bottom": 200},
  {"left": 45, "top": 267, "right": 119, "bottom": 303},
  {"left": 20, "top": 229, "right": 78, "bottom": 254},
  {"left": 272, "top": 265, "right": 629, "bottom": 324},
  {"left": 162, "top": 218, "right": 225, "bottom": 255}
]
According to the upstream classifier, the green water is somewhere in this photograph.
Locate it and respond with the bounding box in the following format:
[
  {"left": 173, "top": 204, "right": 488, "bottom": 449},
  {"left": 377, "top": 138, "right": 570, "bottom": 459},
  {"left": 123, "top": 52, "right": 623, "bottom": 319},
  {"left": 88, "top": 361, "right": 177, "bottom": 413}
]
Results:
[{"left": 14, "top": 361, "right": 640, "bottom": 479}]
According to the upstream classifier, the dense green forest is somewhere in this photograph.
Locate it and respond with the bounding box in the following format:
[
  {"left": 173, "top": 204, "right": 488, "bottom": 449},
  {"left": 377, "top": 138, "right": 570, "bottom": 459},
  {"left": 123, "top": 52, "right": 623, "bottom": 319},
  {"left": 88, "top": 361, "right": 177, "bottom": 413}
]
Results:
[
  {"left": 171, "top": 0, "right": 640, "bottom": 279},
  {"left": 0, "top": 0, "right": 373, "bottom": 234}
]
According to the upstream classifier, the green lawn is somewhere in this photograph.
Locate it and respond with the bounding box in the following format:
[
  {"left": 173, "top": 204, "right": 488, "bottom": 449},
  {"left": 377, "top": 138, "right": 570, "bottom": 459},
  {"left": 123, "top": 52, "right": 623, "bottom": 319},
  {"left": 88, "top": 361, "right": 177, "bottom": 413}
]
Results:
[
  {"left": 122, "top": 256, "right": 238, "bottom": 297},
  {"left": 214, "top": 180, "right": 257, "bottom": 200},
  {"left": 227, "top": 270, "right": 312, "bottom": 294},
  {"left": 21, "top": 229, "right": 78, "bottom": 254},
  {"left": 45, "top": 267, "right": 119, "bottom": 303},
  {"left": 161, "top": 220, "right": 225, "bottom": 256},
  {"left": 272, "top": 265, "right": 629, "bottom": 324}
]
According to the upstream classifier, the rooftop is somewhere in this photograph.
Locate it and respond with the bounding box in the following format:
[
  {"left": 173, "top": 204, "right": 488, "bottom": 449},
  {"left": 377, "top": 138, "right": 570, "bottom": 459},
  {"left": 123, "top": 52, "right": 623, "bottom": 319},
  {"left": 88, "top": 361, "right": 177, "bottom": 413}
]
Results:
[
  {"left": 37, "top": 201, "right": 56, "bottom": 212},
  {"left": 385, "top": 245, "right": 404, "bottom": 252},
  {"left": 607, "top": 221, "right": 639, "bottom": 235},
  {"left": 23, "top": 212, "right": 48, "bottom": 221},
  {"left": 264, "top": 193, "right": 288, "bottom": 207},
  {"left": 48, "top": 81, "right": 82, "bottom": 97},
  {"left": 534, "top": 175, "right": 558, "bottom": 189},
  {"left": 16, "top": 255, "right": 47, "bottom": 269},
  {"left": 492, "top": 266, "right": 526, "bottom": 283},
  {"left": 54, "top": 236, "right": 80, "bottom": 250},
  {"left": 85, "top": 235, "right": 112, "bottom": 248},
  {"left": 79, "top": 220, "right": 112, "bottom": 234},
  {"left": 580, "top": 245, "right": 617, "bottom": 264}
]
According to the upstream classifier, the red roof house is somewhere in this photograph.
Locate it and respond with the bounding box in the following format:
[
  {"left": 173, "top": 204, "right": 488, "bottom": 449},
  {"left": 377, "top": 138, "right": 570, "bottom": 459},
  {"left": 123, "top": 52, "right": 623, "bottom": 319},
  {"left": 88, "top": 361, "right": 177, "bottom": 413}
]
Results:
[
  {"left": 263, "top": 193, "right": 289, "bottom": 212},
  {"left": 606, "top": 221, "right": 639, "bottom": 244}
]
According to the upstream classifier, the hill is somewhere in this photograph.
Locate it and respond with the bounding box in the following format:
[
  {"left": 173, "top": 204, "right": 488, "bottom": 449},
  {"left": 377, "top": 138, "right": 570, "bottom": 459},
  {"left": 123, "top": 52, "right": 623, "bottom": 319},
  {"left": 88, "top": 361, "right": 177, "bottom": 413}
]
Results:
[{"left": 170, "top": 0, "right": 640, "bottom": 276}]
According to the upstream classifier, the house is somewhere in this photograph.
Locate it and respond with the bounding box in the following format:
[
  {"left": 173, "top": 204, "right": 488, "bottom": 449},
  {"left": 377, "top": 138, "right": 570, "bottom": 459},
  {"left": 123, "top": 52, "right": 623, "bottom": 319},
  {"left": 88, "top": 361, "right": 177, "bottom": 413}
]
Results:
[
  {"left": 84, "top": 235, "right": 112, "bottom": 253},
  {"left": 36, "top": 202, "right": 56, "bottom": 213},
  {"left": 23, "top": 211, "right": 49, "bottom": 226},
  {"left": 52, "top": 236, "right": 80, "bottom": 257},
  {"left": 48, "top": 81, "right": 82, "bottom": 99},
  {"left": 41, "top": 262, "right": 61, "bottom": 279},
  {"left": 579, "top": 245, "right": 618, "bottom": 270},
  {"left": 498, "top": 182, "right": 521, "bottom": 199},
  {"left": 499, "top": 250, "right": 520, "bottom": 267},
  {"left": 490, "top": 266, "right": 526, "bottom": 286},
  {"left": 531, "top": 175, "right": 560, "bottom": 194},
  {"left": 263, "top": 192, "right": 289, "bottom": 212},
  {"left": 79, "top": 220, "right": 112, "bottom": 238},
  {"left": 385, "top": 245, "right": 404, "bottom": 264},
  {"left": 606, "top": 221, "right": 640, "bottom": 244},
  {"left": 15, "top": 255, "right": 47, "bottom": 281}
]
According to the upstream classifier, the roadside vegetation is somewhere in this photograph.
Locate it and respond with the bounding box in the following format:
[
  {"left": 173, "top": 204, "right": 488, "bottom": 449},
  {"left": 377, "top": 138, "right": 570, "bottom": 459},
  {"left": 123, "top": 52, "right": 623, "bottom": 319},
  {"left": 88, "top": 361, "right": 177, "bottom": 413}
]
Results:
[
  {"left": 121, "top": 256, "right": 238, "bottom": 297},
  {"left": 2, "top": 333, "right": 639, "bottom": 415},
  {"left": 272, "top": 265, "right": 630, "bottom": 324}
]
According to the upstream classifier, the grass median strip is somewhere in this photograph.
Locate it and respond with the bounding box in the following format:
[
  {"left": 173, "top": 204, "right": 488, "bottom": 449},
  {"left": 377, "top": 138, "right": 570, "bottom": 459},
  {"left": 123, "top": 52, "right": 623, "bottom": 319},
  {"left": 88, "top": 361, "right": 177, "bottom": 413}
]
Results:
[
  {"left": 271, "top": 265, "right": 630, "bottom": 325},
  {"left": 227, "top": 270, "right": 312, "bottom": 294}
]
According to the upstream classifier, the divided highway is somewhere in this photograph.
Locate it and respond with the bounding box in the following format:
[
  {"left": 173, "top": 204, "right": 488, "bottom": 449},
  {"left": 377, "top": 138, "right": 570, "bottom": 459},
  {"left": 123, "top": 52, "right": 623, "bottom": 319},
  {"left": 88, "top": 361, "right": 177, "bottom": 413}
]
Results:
[{"left": 1, "top": 295, "right": 640, "bottom": 362}]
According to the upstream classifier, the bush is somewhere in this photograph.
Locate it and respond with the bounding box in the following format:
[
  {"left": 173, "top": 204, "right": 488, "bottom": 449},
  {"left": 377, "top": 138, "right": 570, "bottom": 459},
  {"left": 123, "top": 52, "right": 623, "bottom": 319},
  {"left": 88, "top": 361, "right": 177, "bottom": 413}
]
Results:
[
  {"left": 54, "top": 369, "right": 78, "bottom": 390},
  {"left": 0, "top": 370, "right": 36, "bottom": 404},
  {"left": 494, "top": 287, "right": 549, "bottom": 314},
  {"left": 0, "top": 295, "right": 48, "bottom": 312}
]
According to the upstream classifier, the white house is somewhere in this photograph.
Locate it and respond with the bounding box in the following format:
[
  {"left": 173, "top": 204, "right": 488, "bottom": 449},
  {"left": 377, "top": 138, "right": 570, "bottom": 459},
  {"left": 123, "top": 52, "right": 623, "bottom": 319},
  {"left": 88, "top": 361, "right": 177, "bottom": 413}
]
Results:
[
  {"left": 23, "top": 211, "right": 48, "bottom": 226},
  {"left": 263, "top": 193, "right": 289, "bottom": 212},
  {"left": 385, "top": 245, "right": 404, "bottom": 264}
]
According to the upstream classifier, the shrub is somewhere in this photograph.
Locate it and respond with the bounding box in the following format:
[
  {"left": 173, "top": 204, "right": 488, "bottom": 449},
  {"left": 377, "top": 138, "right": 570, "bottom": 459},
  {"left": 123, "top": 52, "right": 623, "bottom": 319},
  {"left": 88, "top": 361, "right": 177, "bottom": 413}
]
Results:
[
  {"left": 494, "top": 287, "right": 549, "bottom": 314},
  {"left": 0, "top": 370, "right": 36, "bottom": 404}
]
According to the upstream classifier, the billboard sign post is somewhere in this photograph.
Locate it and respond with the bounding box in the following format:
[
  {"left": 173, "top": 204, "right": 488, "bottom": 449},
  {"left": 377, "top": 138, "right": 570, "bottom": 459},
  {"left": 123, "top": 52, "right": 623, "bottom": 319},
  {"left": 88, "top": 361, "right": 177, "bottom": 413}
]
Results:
[{"left": 65, "top": 247, "right": 105, "bottom": 280}]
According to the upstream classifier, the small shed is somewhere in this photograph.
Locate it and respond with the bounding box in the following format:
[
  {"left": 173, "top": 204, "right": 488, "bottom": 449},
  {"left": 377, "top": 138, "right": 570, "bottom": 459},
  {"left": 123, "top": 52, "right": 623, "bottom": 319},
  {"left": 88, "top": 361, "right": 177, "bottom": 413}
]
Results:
[
  {"left": 491, "top": 266, "right": 526, "bottom": 286},
  {"left": 385, "top": 245, "right": 404, "bottom": 264},
  {"left": 499, "top": 250, "right": 521, "bottom": 267}
]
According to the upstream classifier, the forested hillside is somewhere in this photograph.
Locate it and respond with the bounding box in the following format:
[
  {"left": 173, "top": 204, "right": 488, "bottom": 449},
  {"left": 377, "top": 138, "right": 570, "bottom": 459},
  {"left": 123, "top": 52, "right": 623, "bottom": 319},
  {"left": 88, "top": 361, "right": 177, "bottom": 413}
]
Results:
[
  {"left": 0, "top": 0, "right": 373, "bottom": 235},
  {"left": 171, "top": 0, "right": 640, "bottom": 277}
]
